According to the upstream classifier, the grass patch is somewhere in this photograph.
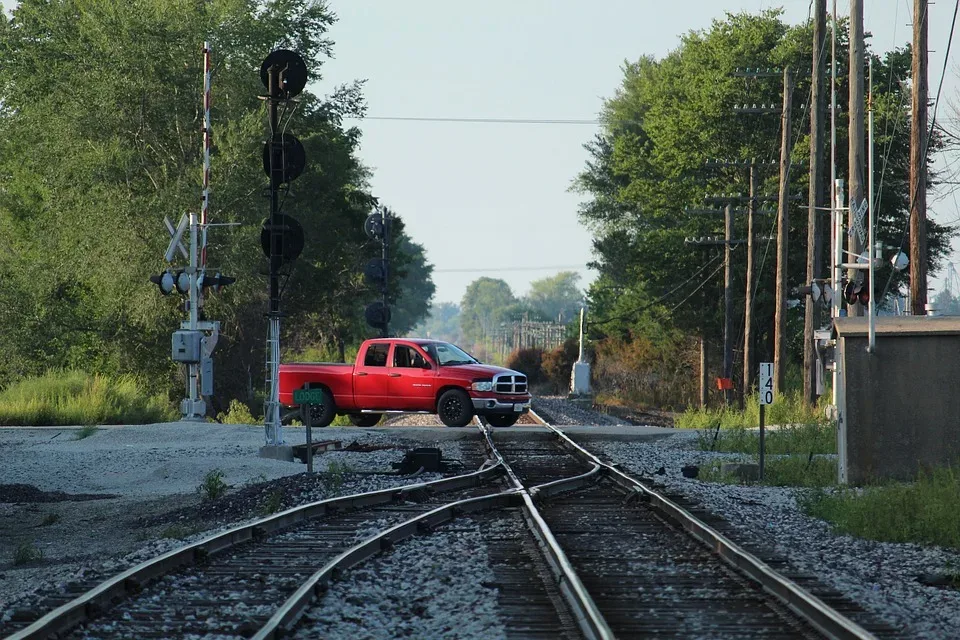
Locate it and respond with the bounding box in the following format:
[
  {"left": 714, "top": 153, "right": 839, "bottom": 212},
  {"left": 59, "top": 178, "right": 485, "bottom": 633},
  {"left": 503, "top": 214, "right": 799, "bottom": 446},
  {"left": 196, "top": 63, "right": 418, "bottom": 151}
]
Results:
[
  {"left": 40, "top": 512, "right": 60, "bottom": 526},
  {"left": 259, "top": 489, "right": 285, "bottom": 516},
  {"left": 699, "top": 455, "right": 837, "bottom": 488},
  {"left": 13, "top": 543, "right": 43, "bottom": 565},
  {"left": 324, "top": 460, "right": 353, "bottom": 491},
  {"left": 677, "top": 391, "right": 827, "bottom": 431},
  {"left": 160, "top": 524, "right": 202, "bottom": 540},
  {"left": 197, "top": 468, "right": 228, "bottom": 501},
  {"left": 74, "top": 424, "right": 99, "bottom": 440},
  {"left": 0, "top": 370, "right": 176, "bottom": 426},
  {"left": 216, "top": 399, "right": 259, "bottom": 425},
  {"left": 803, "top": 466, "right": 960, "bottom": 549},
  {"left": 696, "top": 422, "right": 835, "bottom": 455}
]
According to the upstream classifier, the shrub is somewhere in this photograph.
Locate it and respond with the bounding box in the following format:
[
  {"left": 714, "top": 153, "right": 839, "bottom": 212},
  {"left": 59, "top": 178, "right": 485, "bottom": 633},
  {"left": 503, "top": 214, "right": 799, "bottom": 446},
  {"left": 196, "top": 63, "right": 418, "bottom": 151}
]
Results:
[
  {"left": 13, "top": 543, "right": 43, "bottom": 565},
  {"left": 0, "top": 370, "right": 176, "bottom": 426},
  {"left": 542, "top": 337, "right": 580, "bottom": 393},
  {"left": 216, "top": 399, "right": 259, "bottom": 425},
  {"left": 197, "top": 469, "right": 228, "bottom": 501},
  {"left": 506, "top": 348, "right": 544, "bottom": 385}
]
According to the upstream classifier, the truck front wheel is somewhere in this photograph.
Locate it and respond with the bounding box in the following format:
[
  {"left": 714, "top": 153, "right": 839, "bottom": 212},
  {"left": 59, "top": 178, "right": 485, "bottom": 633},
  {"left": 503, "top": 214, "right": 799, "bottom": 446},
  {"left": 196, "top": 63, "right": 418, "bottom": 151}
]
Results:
[{"left": 437, "top": 389, "right": 473, "bottom": 427}]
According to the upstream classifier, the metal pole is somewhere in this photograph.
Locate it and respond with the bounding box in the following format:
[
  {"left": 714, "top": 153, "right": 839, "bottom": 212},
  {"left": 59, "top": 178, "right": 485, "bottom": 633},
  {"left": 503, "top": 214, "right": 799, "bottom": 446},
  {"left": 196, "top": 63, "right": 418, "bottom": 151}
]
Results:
[
  {"left": 868, "top": 59, "right": 876, "bottom": 351},
  {"left": 578, "top": 307, "right": 585, "bottom": 361},
  {"left": 759, "top": 403, "right": 766, "bottom": 481},
  {"left": 201, "top": 43, "right": 211, "bottom": 313},
  {"left": 381, "top": 207, "right": 390, "bottom": 338},
  {"left": 265, "top": 65, "right": 283, "bottom": 445}
]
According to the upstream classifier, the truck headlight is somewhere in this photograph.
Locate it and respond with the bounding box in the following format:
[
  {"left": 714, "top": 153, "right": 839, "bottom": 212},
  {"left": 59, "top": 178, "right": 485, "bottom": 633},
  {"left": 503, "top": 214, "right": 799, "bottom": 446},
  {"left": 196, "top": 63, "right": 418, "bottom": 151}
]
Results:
[{"left": 471, "top": 381, "right": 493, "bottom": 392}]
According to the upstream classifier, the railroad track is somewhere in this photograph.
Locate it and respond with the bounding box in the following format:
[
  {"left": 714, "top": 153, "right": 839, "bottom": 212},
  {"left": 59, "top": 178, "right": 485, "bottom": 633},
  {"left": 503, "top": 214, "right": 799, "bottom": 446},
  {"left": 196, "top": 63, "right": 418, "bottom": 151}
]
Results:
[{"left": 5, "top": 411, "right": 888, "bottom": 640}]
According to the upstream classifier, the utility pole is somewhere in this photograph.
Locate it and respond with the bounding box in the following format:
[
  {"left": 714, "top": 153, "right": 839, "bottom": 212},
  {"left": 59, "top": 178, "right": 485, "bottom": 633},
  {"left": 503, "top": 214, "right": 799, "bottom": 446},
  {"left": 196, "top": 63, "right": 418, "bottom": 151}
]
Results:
[
  {"left": 773, "top": 67, "right": 794, "bottom": 396},
  {"left": 805, "top": 0, "right": 827, "bottom": 406},
  {"left": 723, "top": 204, "right": 734, "bottom": 406},
  {"left": 745, "top": 165, "right": 758, "bottom": 403},
  {"left": 848, "top": 0, "right": 866, "bottom": 316},
  {"left": 910, "top": 0, "right": 929, "bottom": 315}
]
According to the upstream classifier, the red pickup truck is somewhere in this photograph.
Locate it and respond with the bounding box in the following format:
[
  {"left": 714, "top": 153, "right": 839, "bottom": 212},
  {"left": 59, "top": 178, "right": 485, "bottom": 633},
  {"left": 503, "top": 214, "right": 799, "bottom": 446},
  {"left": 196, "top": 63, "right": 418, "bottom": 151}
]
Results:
[{"left": 278, "top": 338, "right": 532, "bottom": 428}]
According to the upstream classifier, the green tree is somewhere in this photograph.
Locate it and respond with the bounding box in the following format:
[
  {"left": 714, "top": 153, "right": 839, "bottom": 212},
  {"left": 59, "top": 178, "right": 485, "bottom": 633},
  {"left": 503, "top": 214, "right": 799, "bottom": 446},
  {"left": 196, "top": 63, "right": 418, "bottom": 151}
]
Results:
[
  {"left": 524, "top": 271, "right": 583, "bottom": 323},
  {"left": 0, "top": 0, "right": 411, "bottom": 413},
  {"left": 460, "top": 278, "right": 517, "bottom": 345},
  {"left": 574, "top": 10, "right": 954, "bottom": 374},
  {"left": 413, "top": 302, "right": 462, "bottom": 342}
]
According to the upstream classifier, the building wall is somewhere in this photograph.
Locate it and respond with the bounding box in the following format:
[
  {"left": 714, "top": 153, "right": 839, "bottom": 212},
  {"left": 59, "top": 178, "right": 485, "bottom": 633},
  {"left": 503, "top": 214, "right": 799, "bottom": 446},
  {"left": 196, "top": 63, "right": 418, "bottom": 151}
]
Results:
[{"left": 843, "top": 334, "right": 960, "bottom": 483}]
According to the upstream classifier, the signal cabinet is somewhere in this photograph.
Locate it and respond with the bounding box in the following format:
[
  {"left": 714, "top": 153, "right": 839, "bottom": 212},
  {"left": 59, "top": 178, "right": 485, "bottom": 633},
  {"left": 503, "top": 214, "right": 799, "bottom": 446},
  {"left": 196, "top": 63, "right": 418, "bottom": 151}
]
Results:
[{"left": 172, "top": 330, "right": 202, "bottom": 363}]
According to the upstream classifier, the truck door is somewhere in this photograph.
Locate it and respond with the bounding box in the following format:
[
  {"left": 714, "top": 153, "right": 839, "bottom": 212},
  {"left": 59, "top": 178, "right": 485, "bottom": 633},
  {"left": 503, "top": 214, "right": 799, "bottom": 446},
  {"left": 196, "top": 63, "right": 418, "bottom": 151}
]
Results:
[
  {"left": 388, "top": 344, "right": 436, "bottom": 410},
  {"left": 354, "top": 342, "right": 391, "bottom": 409}
]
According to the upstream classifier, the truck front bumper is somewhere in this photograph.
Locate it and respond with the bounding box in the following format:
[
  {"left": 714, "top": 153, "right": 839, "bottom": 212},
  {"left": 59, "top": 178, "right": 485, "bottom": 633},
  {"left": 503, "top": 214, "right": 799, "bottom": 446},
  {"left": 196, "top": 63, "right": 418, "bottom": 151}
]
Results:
[{"left": 472, "top": 397, "right": 531, "bottom": 414}]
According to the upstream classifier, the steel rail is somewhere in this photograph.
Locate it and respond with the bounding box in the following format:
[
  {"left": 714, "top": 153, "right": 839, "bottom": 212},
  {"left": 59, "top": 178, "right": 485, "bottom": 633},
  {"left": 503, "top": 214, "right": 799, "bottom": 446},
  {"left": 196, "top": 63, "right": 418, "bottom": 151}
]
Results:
[
  {"left": 477, "top": 418, "right": 616, "bottom": 640},
  {"left": 527, "top": 409, "right": 878, "bottom": 640},
  {"left": 7, "top": 463, "right": 505, "bottom": 640},
  {"left": 251, "top": 489, "right": 523, "bottom": 640}
]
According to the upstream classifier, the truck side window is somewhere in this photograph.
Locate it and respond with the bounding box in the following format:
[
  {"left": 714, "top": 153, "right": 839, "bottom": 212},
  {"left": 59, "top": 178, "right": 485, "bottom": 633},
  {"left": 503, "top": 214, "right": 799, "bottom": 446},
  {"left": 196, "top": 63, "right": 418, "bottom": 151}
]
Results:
[
  {"left": 394, "top": 345, "right": 427, "bottom": 368},
  {"left": 364, "top": 344, "right": 389, "bottom": 367}
]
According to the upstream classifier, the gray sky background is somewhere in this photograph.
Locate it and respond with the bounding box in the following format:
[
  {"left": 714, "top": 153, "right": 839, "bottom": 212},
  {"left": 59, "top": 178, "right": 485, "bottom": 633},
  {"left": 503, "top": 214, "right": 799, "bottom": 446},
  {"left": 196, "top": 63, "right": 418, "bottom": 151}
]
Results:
[{"left": 3, "top": 1, "right": 958, "bottom": 305}]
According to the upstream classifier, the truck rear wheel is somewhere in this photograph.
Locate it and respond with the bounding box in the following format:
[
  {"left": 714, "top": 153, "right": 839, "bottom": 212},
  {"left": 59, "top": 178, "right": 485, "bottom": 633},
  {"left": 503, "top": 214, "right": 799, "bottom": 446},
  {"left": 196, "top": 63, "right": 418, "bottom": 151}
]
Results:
[
  {"left": 486, "top": 414, "right": 518, "bottom": 428},
  {"left": 302, "top": 387, "right": 336, "bottom": 428},
  {"left": 437, "top": 389, "right": 473, "bottom": 427},
  {"left": 348, "top": 413, "right": 382, "bottom": 427}
]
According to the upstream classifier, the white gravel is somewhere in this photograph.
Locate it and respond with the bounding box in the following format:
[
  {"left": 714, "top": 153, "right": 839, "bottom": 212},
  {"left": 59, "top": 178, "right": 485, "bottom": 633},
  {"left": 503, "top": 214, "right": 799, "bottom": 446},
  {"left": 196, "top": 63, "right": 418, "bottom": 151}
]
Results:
[
  {"left": 533, "top": 396, "right": 632, "bottom": 426},
  {"left": 294, "top": 516, "right": 507, "bottom": 640},
  {"left": 587, "top": 430, "right": 960, "bottom": 639}
]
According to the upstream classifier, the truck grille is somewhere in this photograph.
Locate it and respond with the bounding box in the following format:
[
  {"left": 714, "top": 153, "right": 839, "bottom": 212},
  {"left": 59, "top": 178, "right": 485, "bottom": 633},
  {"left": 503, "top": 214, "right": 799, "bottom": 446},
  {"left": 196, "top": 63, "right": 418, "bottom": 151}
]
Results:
[{"left": 494, "top": 374, "right": 527, "bottom": 394}]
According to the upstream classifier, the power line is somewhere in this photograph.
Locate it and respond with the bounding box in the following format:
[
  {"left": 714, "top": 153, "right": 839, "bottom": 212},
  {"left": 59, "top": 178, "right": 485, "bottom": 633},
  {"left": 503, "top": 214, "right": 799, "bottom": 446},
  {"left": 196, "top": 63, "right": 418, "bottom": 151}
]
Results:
[
  {"left": 346, "top": 115, "right": 604, "bottom": 126},
  {"left": 433, "top": 264, "right": 590, "bottom": 273}
]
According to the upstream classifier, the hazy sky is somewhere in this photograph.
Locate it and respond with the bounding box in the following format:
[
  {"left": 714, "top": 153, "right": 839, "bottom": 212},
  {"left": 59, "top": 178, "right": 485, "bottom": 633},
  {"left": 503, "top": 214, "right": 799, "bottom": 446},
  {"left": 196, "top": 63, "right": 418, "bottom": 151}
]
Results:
[{"left": 3, "top": 1, "right": 958, "bottom": 304}]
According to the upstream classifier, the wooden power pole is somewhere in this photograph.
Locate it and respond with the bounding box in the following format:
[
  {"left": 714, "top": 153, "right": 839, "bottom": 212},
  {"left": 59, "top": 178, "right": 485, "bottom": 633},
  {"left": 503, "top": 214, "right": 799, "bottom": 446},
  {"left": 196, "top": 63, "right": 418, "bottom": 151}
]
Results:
[
  {"left": 744, "top": 165, "right": 758, "bottom": 398},
  {"left": 804, "top": 0, "right": 827, "bottom": 405},
  {"left": 723, "top": 204, "right": 734, "bottom": 406},
  {"left": 774, "top": 67, "right": 794, "bottom": 396},
  {"left": 911, "top": 0, "right": 929, "bottom": 315},
  {"left": 848, "top": 0, "right": 866, "bottom": 317}
]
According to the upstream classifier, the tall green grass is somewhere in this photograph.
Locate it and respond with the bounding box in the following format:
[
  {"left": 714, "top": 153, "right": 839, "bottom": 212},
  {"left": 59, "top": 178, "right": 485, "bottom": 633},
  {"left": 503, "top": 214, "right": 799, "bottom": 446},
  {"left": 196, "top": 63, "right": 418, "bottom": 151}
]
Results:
[
  {"left": 0, "top": 370, "right": 176, "bottom": 426},
  {"left": 696, "top": 421, "right": 836, "bottom": 455},
  {"left": 804, "top": 467, "right": 960, "bottom": 549},
  {"left": 676, "top": 391, "right": 827, "bottom": 430}
]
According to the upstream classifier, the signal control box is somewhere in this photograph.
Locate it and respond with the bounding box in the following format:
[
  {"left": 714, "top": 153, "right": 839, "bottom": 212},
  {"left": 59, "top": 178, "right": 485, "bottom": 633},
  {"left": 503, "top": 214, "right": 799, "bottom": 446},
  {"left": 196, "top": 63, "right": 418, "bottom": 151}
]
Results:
[{"left": 172, "top": 330, "right": 203, "bottom": 363}]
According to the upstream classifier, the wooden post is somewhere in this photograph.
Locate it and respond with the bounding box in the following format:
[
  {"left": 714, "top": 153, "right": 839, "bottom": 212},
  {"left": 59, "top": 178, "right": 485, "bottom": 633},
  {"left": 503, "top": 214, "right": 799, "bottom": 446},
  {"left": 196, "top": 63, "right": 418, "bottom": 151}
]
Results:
[
  {"left": 773, "top": 67, "right": 794, "bottom": 396},
  {"left": 744, "top": 165, "right": 757, "bottom": 399},
  {"left": 910, "top": 0, "right": 928, "bottom": 315},
  {"left": 805, "top": 0, "right": 827, "bottom": 405},
  {"left": 724, "top": 204, "right": 734, "bottom": 406},
  {"left": 848, "top": 0, "right": 865, "bottom": 316},
  {"left": 700, "top": 336, "right": 709, "bottom": 408}
]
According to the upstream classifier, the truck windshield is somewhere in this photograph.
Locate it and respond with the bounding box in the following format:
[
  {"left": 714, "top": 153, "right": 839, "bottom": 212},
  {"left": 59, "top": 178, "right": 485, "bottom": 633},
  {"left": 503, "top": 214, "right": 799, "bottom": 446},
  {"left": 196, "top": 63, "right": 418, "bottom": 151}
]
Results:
[{"left": 424, "top": 342, "right": 478, "bottom": 366}]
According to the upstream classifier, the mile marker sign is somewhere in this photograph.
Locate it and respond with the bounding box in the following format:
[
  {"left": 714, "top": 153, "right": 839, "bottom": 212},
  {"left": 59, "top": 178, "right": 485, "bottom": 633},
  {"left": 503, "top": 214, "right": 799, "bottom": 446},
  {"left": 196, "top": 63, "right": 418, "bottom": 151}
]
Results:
[{"left": 759, "top": 362, "right": 774, "bottom": 405}]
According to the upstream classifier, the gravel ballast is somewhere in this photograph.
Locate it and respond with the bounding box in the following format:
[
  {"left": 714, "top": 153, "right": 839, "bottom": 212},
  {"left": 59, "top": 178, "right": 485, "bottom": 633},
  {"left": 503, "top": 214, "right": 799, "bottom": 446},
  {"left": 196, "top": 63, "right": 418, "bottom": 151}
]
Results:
[
  {"left": 0, "top": 421, "right": 481, "bottom": 624},
  {"left": 294, "top": 516, "right": 507, "bottom": 640},
  {"left": 583, "top": 430, "right": 960, "bottom": 639}
]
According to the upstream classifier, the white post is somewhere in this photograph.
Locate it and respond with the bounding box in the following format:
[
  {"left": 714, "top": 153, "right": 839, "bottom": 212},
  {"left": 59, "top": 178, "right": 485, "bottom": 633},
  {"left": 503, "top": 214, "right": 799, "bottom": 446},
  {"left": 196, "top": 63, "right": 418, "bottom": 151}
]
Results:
[
  {"left": 578, "top": 307, "right": 585, "bottom": 362},
  {"left": 868, "top": 58, "right": 876, "bottom": 352}
]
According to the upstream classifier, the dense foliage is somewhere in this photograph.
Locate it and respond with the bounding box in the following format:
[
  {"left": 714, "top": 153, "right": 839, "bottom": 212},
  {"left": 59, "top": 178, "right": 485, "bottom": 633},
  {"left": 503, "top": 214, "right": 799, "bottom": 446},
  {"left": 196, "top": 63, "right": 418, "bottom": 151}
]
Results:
[
  {"left": 574, "top": 11, "right": 955, "bottom": 403},
  {"left": 0, "top": 0, "right": 434, "bottom": 413}
]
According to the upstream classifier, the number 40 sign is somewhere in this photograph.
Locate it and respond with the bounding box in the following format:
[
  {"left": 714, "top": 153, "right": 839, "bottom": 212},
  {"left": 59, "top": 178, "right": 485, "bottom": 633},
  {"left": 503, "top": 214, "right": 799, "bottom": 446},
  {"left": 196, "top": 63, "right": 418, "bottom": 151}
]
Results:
[{"left": 759, "top": 362, "right": 774, "bottom": 405}]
